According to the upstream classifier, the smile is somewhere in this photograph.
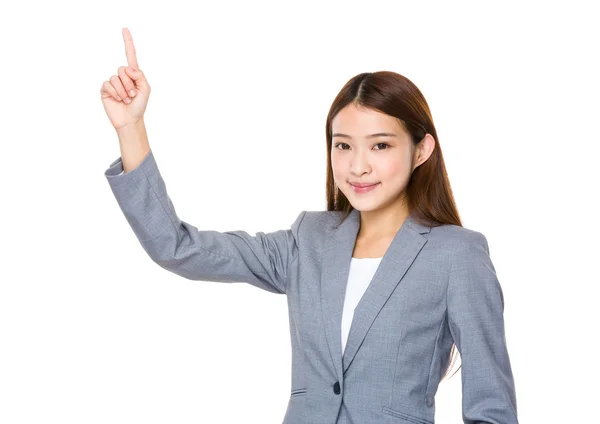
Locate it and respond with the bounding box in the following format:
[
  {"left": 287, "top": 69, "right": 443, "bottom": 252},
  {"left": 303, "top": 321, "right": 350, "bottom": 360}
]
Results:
[{"left": 350, "top": 183, "right": 380, "bottom": 193}]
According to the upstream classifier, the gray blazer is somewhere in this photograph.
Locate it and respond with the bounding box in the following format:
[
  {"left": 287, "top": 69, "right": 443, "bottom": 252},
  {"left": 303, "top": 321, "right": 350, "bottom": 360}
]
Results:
[{"left": 105, "top": 149, "right": 518, "bottom": 424}]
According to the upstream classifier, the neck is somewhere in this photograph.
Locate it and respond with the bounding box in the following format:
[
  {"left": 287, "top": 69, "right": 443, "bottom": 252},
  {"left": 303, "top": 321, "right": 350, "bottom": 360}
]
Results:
[{"left": 357, "top": 206, "right": 409, "bottom": 240}]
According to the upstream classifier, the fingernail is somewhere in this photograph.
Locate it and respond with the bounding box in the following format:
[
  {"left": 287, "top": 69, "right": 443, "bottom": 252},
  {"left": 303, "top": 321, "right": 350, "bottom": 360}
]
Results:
[
  {"left": 129, "top": 90, "right": 136, "bottom": 97},
  {"left": 125, "top": 97, "right": 131, "bottom": 104}
]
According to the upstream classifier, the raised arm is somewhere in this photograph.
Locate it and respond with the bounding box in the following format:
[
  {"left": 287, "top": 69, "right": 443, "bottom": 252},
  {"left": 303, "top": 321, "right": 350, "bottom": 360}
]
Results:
[
  {"left": 105, "top": 149, "right": 306, "bottom": 294},
  {"left": 101, "top": 29, "right": 305, "bottom": 293},
  {"left": 446, "top": 231, "right": 519, "bottom": 424}
]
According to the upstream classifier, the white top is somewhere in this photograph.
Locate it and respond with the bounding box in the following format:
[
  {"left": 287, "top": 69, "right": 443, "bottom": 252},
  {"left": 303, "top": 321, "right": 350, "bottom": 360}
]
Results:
[{"left": 341, "top": 256, "right": 383, "bottom": 354}]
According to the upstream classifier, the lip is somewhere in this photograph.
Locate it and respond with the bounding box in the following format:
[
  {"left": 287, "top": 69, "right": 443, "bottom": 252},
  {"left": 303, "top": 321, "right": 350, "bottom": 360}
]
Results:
[
  {"left": 349, "top": 182, "right": 379, "bottom": 188},
  {"left": 350, "top": 182, "right": 380, "bottom": 193}
]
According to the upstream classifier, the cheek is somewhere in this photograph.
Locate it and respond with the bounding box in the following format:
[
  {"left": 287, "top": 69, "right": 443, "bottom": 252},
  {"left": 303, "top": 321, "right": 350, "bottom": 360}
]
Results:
[
  {"left": 378, "top": 161, "right": 414, "bottom": 190},
  {"left": 331, "top": 155, "right": 344, "bottom": 177},
  {"left": 379, "top": 156, "right": 408, "bottom": 179},
  {"left": 330, "top": 153, "right": 411, "bottom": 181}
]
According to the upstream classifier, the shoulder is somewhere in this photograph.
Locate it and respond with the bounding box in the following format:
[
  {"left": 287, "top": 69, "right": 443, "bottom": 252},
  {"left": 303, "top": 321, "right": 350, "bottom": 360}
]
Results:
[
  {"left": 438, "top": 224, "right": 503, "bottom": 307},
  {"left": 430, "top": 225, "right": 496, "bottom": 293},
  {"left": 288, "top": 210, "right": 342, "bottom": 242},
  {"left": 298, "top": 210, "right": 344, "bottom": 229},
  {"left": 296, "top": 212, "right": 491, "bottom": 256},
  {"left": 427, "top": 223, "right": 490, "bottom": 258}
]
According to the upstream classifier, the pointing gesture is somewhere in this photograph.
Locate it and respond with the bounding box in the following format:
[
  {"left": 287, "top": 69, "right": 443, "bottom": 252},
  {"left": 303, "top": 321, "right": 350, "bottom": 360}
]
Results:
[
  {"left": 122, "top": 27, "right": 140, "bottom": 71},
  {"left": 100, "top": 27, "right": 151, "bottom": 130}
]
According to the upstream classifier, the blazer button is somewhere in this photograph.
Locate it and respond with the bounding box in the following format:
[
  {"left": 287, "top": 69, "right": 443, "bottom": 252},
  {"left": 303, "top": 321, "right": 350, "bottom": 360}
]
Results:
[{"left": 333, "top": 381, "right": 341, "bottom": 395}]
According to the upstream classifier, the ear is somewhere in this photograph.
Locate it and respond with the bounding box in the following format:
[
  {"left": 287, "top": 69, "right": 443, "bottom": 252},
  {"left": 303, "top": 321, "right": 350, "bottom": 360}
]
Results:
[{"left": 412, "top": 134, "right": 436, "bottom": 171}]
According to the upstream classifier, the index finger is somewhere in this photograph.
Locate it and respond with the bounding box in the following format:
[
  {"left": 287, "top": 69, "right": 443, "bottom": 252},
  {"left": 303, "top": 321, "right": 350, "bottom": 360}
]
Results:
[{"left": 122, "top": 27, "right": 139, "bottom": 70}]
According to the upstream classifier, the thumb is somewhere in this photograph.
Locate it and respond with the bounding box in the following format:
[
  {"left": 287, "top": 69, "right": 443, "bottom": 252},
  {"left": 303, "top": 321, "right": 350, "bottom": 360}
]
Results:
[{"left": 125, "top": 67, "right": 149, "bottom": 90}]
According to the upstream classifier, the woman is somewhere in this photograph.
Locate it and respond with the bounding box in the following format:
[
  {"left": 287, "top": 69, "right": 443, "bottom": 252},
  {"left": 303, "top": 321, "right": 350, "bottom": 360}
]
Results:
[{"left": 101, "top": 28, "right": 518, "bottom": 424}]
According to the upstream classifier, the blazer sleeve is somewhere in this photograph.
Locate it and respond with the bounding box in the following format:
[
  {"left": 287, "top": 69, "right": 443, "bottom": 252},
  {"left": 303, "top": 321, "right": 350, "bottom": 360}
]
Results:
[
  {"left": 446, "top": 231, "right": 519, "bottom": 424},
  {"left": 104, "top": 149, "right": 306, "bottom": 295}
]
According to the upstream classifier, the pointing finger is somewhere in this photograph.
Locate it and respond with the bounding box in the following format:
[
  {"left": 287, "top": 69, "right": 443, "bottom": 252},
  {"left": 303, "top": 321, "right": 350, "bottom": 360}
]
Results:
[{"left": 122, "top": 27, "right": 139, "bottom": 70}]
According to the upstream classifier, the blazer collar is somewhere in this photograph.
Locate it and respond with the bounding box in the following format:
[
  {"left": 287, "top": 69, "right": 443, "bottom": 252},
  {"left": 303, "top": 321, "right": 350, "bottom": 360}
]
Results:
[{"left": 320, "top": 208, "right": 431, "bottom": 380}]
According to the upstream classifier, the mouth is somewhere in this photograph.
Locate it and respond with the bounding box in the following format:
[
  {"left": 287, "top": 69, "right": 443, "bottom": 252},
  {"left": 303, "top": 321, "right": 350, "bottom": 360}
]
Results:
[{"left": 349, "top": 182, "right": 380, "bottom": 193}]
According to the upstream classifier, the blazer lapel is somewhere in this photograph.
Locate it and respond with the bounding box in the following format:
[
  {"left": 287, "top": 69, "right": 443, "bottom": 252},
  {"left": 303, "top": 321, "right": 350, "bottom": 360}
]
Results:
[{"left": 320, "top": 208, "right": 431, "bottom": 381}]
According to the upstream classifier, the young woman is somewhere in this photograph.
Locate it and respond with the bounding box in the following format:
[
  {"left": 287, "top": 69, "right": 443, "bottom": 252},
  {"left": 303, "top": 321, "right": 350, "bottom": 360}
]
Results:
[{"left": 101, "top": 28, "right": 518, "bottom": 424}]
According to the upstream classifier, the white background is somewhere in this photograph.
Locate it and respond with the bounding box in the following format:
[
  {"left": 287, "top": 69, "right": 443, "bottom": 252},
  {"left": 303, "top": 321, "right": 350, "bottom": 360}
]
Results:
[{"left": 1, "top": 1, "right": 598, "bottom": 423}]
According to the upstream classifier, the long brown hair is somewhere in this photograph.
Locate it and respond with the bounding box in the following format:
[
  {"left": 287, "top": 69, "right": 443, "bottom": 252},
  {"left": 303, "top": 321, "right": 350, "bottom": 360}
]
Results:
[{"left": 324, "top": 71, "right": 463, "bottom": 381}]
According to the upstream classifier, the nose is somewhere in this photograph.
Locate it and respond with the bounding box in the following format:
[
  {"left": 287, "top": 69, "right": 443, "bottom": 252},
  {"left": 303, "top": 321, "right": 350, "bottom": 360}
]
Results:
[{"left": 349, "top": 150, "right": 372, "bottom": 176}]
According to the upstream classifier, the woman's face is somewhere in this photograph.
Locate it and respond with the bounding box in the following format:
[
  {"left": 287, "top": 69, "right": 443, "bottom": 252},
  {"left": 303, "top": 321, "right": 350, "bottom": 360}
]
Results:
[{"left": 331, "top": 104, "right": 419, "bottom": 213}]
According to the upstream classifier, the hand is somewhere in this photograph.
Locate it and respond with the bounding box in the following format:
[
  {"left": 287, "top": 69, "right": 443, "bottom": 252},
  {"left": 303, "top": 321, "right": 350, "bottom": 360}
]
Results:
[{"left": 100, "top": 28, "right": 151, "bottom": 130}]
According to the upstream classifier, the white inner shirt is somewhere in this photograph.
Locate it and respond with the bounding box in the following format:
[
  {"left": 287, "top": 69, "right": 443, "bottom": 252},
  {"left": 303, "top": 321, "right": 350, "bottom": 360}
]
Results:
[{"left": 341, "top": 256, "right": 383, "bottom": 354}]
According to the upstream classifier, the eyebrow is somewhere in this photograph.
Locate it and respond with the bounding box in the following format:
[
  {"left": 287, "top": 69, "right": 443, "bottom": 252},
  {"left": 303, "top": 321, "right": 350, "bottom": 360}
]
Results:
[{"left": 332, "top": 132, "right": 397, "bottom": 139}]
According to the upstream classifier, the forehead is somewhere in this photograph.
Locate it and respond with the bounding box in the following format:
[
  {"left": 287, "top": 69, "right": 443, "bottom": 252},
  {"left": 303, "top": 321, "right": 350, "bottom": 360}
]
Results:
[{"left": 332, "top": 104, "right": 405, "bottom": 135}]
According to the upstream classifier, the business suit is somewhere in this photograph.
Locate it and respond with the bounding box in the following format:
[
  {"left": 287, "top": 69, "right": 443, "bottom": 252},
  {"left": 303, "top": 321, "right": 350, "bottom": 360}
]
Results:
[{"left": 105, "top": 149, "right": 518, "bottom": 424}]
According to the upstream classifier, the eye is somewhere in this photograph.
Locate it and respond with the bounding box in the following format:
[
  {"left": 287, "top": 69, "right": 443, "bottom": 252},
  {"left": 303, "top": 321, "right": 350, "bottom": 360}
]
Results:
[
  {"left": 374, "top": 143, "right": 389, "bottom": 150},
  {"left": 333, "top": 142, "right": 390, "bottom": 150}
]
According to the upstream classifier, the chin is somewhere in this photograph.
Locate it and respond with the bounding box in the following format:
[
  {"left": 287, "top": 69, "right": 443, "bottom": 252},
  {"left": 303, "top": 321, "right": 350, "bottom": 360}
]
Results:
[
  {"left": 348, "top": 200, "right": 381, "bottom": 212},
  {"left": 355, "top": 205, "right": 381, "bottom": 213}
]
